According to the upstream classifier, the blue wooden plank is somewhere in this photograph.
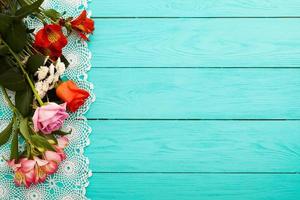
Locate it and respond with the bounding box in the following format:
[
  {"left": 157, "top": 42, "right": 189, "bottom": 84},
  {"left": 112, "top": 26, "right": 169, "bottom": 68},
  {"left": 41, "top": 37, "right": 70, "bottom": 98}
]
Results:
[
  {"left": 91, "top": 0, "right": 300, "bottom": 17},
  {"left": 86, "top": 1, "right": 300, "bottom": 199},
  {"left": 90, "top": 19, "right": 300, "bottom": 68},
  {"left": 87, "top": 174, "right": 300, "bottom": 200},
  {"left": 86, "top": 120, "right": 300, "bottom": 172},
  {"left": 86, "top": 68, "right": 300, "bottom": 119}
]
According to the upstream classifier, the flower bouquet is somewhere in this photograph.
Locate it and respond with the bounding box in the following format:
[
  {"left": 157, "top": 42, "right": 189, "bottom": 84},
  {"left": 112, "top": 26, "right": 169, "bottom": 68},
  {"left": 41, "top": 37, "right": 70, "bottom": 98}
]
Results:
[{"left": 0, "top": 0, "right": 94, "bottom": 188}]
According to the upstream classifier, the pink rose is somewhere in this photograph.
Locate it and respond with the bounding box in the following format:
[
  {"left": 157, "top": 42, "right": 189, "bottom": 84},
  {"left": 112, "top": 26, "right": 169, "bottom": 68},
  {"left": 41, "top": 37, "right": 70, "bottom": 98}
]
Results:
[{"left": 33, "top": 103, "right": 69, "bottom": 134}]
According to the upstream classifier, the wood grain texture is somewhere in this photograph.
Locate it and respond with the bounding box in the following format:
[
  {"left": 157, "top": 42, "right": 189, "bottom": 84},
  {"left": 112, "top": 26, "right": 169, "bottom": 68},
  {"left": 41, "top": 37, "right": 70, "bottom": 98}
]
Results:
[
  {"left": 87, "top": 174, "right": 300, "bottom": 200},
  {"left": 91, "top": 0, "right": 300, "bottom": 17},
  {"left": 86, "top": 120, "right": 300, "bottom": 172},
  {"left": 90, "top": 19, "right": 300, "bottom": 68},
  {"left": 86, "top": 68, "right": 300, "bottom": 119},
  {"left": 86, "top": 1, "right": 300, "bottom": 199}
]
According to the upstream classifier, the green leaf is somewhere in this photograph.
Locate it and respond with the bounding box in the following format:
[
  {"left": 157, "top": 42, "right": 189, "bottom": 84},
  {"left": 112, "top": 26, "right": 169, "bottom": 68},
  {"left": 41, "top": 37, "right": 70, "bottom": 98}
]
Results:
[
  {"left": 26, "top": 54, "right": 46, "bottom": 74},
  {"left": 0, "top": 120, "right": 13, "bottom": 146},
  {"left": 60, "top": 55, "right": 70, "bottom": 68},
  {"left": 27, "top": 28, "right": 35, "bottom": 33},
  {"left": 0, "top": 57, "right": 11, "bottom": 71},
  {"left": 10, "top": 129, "right": 19, "bottom": 160},
  {"left": 0, "top": 14, "right": 13, "bottom": 35},
  {"left": 44, "top": 134, "right": 58, "bottom": 145},
  {"left": 15, "top": 0, "right": 44, "bottom": 18},
  {"left": 17, "top": 0, "right": 28, "bottom": 7},
  {"left": 15, "top": 84, "right": 33, "bottom": 117},
  {"left": 42, "top": 9, "right": 61, "bottom": 20},
  {"left": 52, "top": 129, "right": 72, "bottom": 136},
  {"left": 4, "top": 20, "right": 27, "bottom": 52},
  {"left": 31, "top": 135, "right": 55, "bottom": 151},
  {"left": 19, "top": 118, "right": 30, "bottom": 140},
  {"left": 0, "top": 66, "right": 26, "bottom": 91},
  {"left": 0, "top": 45, "right": 9, "bottom": 56}
]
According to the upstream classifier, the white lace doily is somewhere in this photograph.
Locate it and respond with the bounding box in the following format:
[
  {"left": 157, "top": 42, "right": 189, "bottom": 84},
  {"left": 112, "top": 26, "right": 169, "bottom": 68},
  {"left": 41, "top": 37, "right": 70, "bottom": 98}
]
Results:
[{"left": 0, "top": 0, "right": 95, "bottom": 199}]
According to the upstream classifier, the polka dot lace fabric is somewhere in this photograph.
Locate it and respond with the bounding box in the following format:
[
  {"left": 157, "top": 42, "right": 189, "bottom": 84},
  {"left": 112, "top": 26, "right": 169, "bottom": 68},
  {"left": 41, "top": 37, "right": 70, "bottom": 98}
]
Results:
[{"left": 0, "top": 0, "right": 95, "bottom": 199}]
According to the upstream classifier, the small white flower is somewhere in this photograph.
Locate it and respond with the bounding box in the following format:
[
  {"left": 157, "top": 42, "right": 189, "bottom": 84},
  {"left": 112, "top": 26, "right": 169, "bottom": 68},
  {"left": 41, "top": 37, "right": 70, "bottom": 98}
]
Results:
[
  {"left": 41, "top": 81, "right": 49, "bottom": 92},
  {"left": 53, "top": 74, "right": 60, "bottom": 84},
  {"left": 35, "top": 81, "right": 43, "bottom": 91},
  {"left": 49, "top": 64, "right": 55, "bottom": 76},
  {"left": 35, "top": 66, "right": 49, "bottom": 81},
  {"left": 34, "top": 57, "right": 67, "bottom": 99},
  {"left": 44, "top": 64, "right": 55, "bottom": 84},
  {"left": 45, "top": 75, "right": 54, "bottom": 85},
  {"left": 55, "top": 58, "right": 66, "bottom": 75},
  {"left": 35, "top": 81, "right": 46, "bottom": 99}
]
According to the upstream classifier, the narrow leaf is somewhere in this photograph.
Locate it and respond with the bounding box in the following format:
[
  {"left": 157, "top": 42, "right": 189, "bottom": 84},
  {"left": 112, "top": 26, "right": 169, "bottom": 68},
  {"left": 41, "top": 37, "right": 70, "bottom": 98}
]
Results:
[
  {"left": 31, "top": 135, "right": 55, "bottom": 151},
  {"left": 42, "top": 9, "right": 61, "bottom": 20},
  {"left": 15, "top": 84, "right": 33, "bottom": 117},
  {"left": 0, "top": 120, "right": 13, "bottom": 146},
  {"left": 19, "top": 118, "right": 30, "bottom": 140},
  {"left": 17, "top": 0, "right": 28, "bottom": 7},
  {"left": 10, "top": 129, "right": 19, "bottom": 160},
  {"left": 60, "top": 55, "right": 70, "bottom": 68},
  {"left": 15, "top": 0, "right": 44, "bottom": 18}
]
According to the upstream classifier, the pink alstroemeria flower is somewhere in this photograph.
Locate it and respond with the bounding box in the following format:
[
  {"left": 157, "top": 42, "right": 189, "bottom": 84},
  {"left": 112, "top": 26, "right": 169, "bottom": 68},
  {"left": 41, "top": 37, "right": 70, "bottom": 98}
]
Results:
[
  {"left": 14, "top": 169, "right": 35, "bottom": 188},
  {"left": 42, "top": 160, "right": 58, "bottom": 175},
  {"left": 33, "top": 157, "right": 49, "bottom": 184},
  {"left": 8, "top": 159, "right": 34, "bottom": 188},
  {"left": 14, "top": 158, "right": 36, "bottom": 188},
  {"left": 9, "top": 157, "right": 54, "bottom": 187}
]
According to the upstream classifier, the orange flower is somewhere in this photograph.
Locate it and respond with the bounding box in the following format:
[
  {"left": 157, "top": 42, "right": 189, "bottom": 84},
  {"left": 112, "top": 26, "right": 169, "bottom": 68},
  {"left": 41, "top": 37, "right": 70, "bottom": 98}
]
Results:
[
  {"left": 56, "top": 80, "right": 90, "bottom": 112},
  {"left": 71, "top": 10, "right": 94, "bottom": 40},
  {"left": 34, "top": 24, "right": 68, "bottom": 60}
]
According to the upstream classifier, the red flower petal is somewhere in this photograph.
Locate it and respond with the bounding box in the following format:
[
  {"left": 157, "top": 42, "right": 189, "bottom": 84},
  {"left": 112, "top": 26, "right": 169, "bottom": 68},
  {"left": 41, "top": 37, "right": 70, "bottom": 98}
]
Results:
[{"left": 34, "top": 24, "right": 68, "bottom": 60}]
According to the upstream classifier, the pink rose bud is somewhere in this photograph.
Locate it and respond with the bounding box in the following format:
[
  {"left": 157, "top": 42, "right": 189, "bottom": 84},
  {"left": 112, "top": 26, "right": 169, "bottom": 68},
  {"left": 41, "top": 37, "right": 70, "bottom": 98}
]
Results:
[
  {"left": 45, "top": 150, "right": 63, "bottom": 163},
  {"left": 57, "top": 136, "right": 69, "bottom": 149},
  {"left": 33, "top": 103, "right": 69, "bottom": 134}
]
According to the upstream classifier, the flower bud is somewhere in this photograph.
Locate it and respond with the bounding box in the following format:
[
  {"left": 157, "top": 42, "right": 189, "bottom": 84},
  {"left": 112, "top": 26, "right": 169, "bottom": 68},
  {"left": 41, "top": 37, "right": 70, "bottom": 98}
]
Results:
[
  {"left": 37, "top": 147, "right": 45, "bottom": 153},
  {"left": 48, "top": 139, "right": 56, "bottom": 145}
]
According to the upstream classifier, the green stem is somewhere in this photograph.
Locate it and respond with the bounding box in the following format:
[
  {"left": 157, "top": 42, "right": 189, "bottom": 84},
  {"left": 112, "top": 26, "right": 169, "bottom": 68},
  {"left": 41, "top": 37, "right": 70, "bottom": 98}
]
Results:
[
  {"left": 1, "top": 39, "right": 44, "bottom": 106},
  {"left": 24, "top": 0, "right": 56, "bottom": 24}
]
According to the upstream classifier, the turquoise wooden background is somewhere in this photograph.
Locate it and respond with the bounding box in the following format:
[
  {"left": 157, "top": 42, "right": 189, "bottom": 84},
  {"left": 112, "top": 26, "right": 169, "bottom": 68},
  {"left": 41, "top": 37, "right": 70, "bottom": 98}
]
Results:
[{"left": 86, "top": 1, "right": 300, "bottom": 199}]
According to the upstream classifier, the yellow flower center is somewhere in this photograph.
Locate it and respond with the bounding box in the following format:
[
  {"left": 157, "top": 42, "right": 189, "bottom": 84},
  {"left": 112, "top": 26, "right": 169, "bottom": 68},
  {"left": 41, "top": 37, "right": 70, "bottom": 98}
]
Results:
[
  {"left": 76, "top": 24, "right": 86, "bottom": 32},
  {"left": 48, "top": 32, "right": 60, "bottom": 43},
  {"left": 15, "top": 171, "right": 24, "bottom": 182}
]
